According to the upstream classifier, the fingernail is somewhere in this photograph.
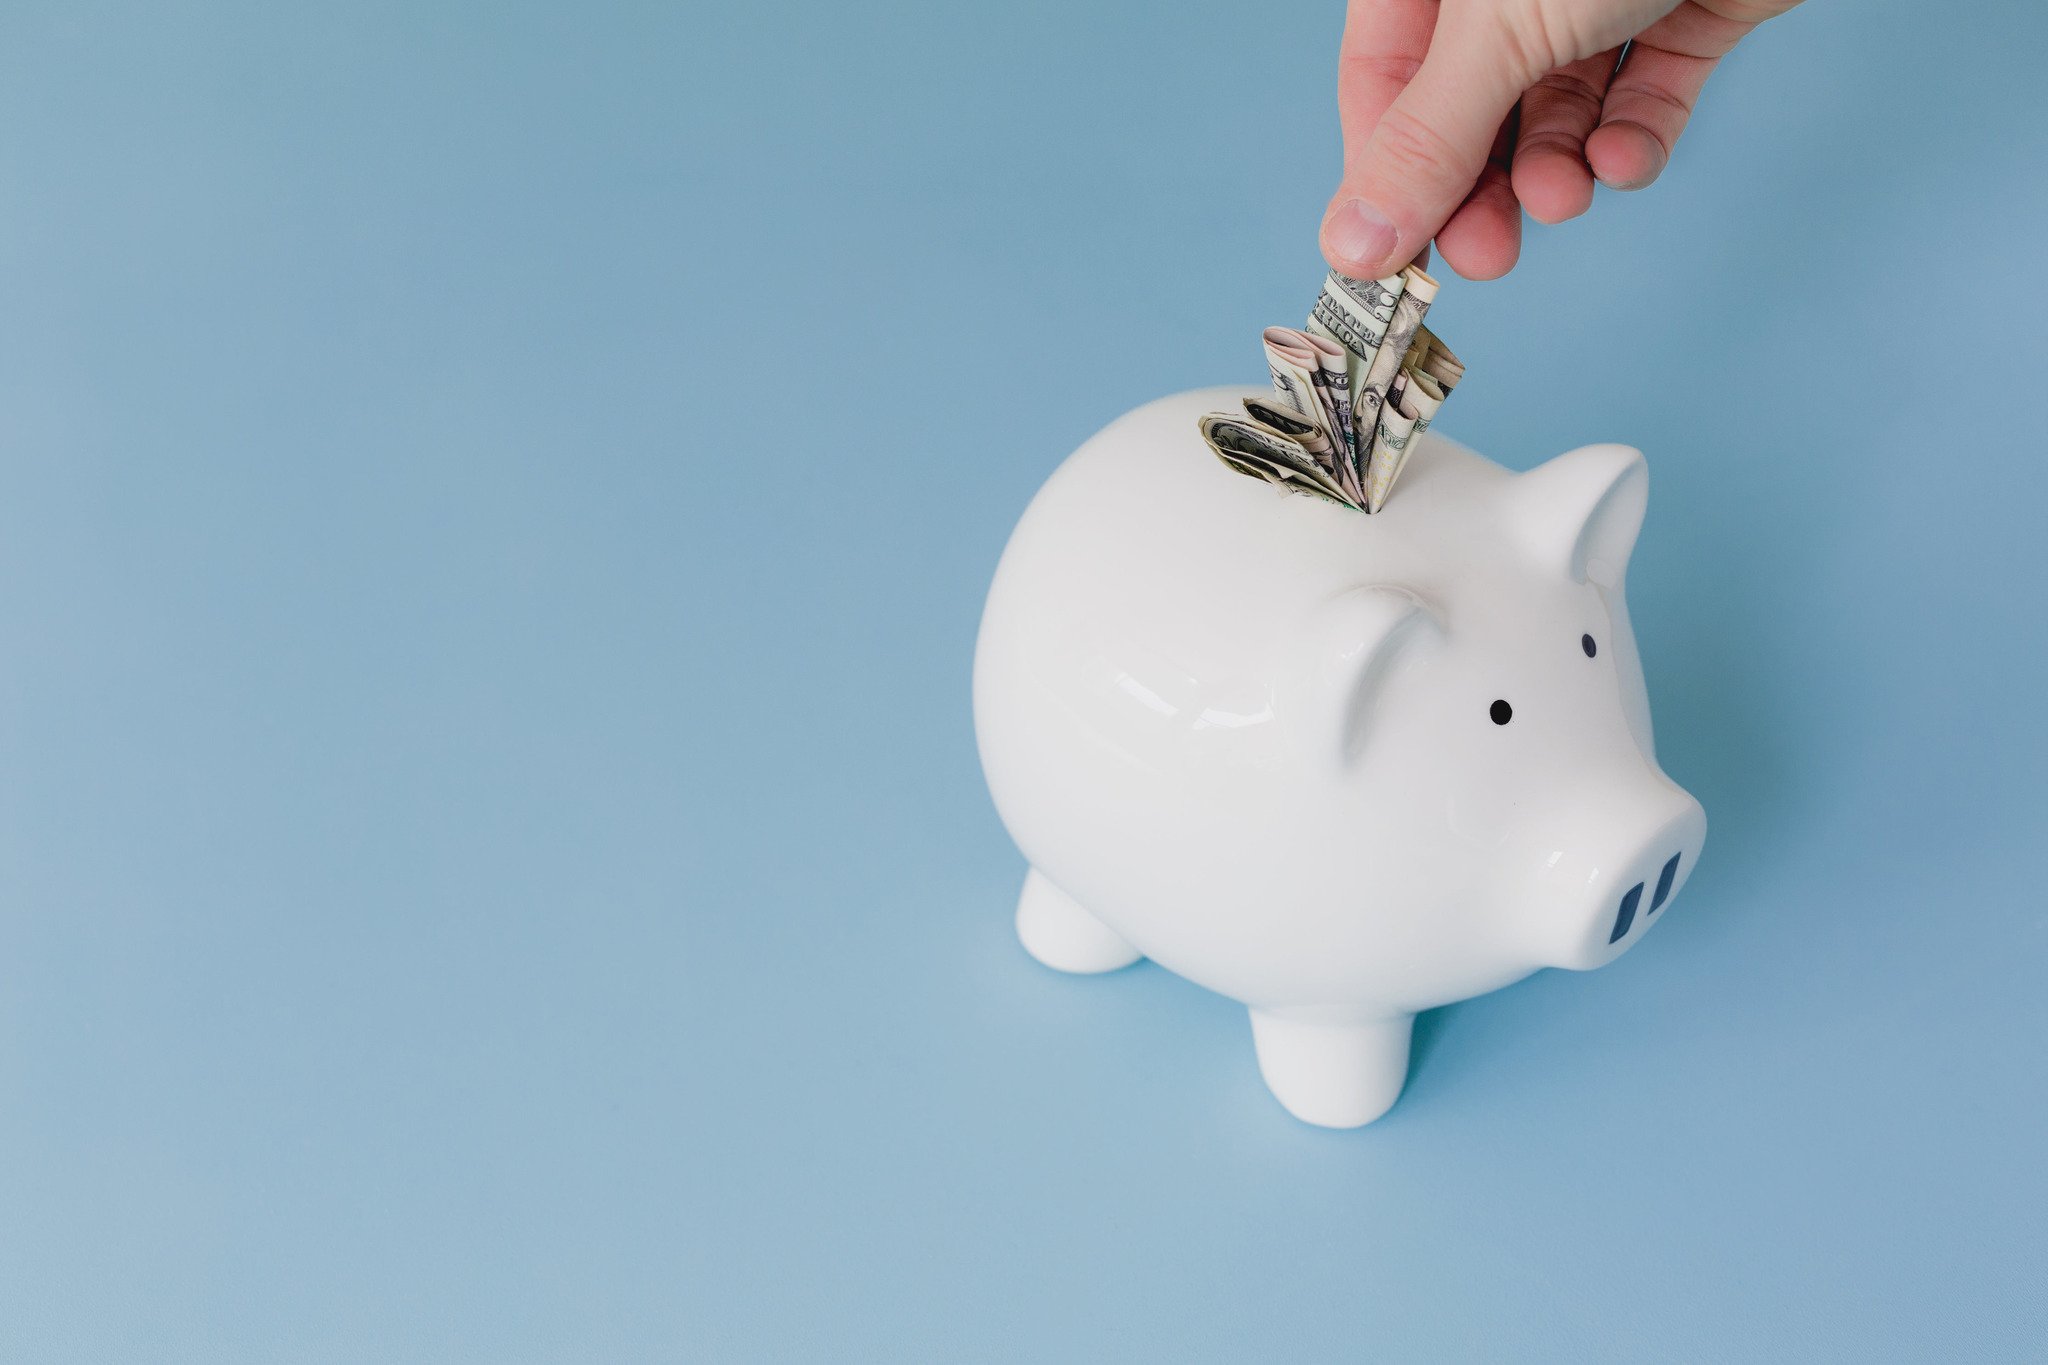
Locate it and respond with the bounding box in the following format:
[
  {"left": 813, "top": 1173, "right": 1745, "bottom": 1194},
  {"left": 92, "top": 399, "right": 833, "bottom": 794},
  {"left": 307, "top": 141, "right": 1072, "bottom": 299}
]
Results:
[{"left": 1323, "top": 199, "right": 1398, "bottom": 274}]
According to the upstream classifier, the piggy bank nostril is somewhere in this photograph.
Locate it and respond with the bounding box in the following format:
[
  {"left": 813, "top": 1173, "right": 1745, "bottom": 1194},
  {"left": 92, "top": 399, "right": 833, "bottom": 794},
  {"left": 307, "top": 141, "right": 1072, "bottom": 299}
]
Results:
[
  {"left": 1608, "top": 883, "right": 1646, "bottom": 944},
  {"left": 1649, "top": 852, "right": 1681, "bottom": 912}
]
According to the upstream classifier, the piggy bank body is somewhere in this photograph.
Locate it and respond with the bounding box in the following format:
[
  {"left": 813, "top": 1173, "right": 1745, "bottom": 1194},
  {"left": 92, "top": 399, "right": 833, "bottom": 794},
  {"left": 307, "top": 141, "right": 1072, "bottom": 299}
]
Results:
[{"left": 974, "top": 388, "right": 1705, "bottom": 1128}]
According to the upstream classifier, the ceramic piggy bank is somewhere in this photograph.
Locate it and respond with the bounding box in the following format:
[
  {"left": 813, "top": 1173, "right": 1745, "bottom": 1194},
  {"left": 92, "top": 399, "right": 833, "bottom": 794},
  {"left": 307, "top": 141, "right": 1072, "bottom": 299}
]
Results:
[{"left": 973, "top": 388, "right": 1705, "bottom": 1128}]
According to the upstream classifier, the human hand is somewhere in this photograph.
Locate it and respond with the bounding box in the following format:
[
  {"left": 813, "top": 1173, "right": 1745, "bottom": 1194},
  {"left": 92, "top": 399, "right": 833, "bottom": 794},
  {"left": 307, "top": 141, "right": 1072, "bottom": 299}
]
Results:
[{"left": 1320, "top": 0, "right": 1804, "bottom": 281}]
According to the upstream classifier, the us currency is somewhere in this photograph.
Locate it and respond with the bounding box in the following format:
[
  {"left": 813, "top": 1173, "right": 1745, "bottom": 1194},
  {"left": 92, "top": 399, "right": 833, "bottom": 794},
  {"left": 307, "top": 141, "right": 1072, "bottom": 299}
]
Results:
[
  {"left": 1261, "top": 327, "right": 1318, "bottom": 416},
  {"left": 1197, "top": 412, "right": 1349, "bottom": 503},
  {"left": 1352, "top": 267, "right": 1438, "bottom": 472},
  {"left": 1219, "top": 451, "right": 1349, "bottom": 506},
  {"left": 1412, "top": 326, "right": 1464, "bottom": 393},
  {"left": 1199, "top": 264, "right": 1464, "bottom": 513},
  {"left": 1242, "top": 384, "right": 1342, "bottom": 486},
  {"left": 1212, "top": 444, "right": 1297, "bottom": 491},
  {"left": 1306, "top": 270, "right": 1404, "bottom": 406},
  {"left": 1262, "top": 327, "right": 1358, "bottom": 498},
  {"left": 1241, "top": 393, "right": 1328, "bottom": 447},
  {"left": 1365, "top": 378, "right": 1422, "bottom": 514},
  {"left": 1405, "top": 367, "right": 1446, "bottom": 430},
  {"left": 1360, "top": 315, "right": 1463, "bottom": 511},
  {"left": 1305, "top": 331, "right": 1358, "bottom": 480}
]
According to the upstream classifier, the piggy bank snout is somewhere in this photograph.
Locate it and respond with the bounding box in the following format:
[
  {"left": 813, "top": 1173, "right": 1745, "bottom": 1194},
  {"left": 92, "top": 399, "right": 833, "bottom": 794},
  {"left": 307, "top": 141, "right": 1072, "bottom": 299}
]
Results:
[{"left": 1540, "top": 786, "right": 1706, "bottom": 973}]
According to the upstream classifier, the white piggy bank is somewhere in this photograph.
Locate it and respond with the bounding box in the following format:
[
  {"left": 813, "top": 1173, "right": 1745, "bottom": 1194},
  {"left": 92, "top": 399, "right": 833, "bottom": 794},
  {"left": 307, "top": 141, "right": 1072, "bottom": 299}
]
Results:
[{"left": 974, "top": 388, "right": 1706, "bottom": 1128}]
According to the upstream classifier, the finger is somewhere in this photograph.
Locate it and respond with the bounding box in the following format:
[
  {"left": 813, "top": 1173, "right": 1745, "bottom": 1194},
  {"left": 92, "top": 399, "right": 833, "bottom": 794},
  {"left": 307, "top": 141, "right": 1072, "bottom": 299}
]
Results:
[
  {"left": 1334, "top": 0, "right": 1440, "bottom": 166},
  {"left": 1586, "top": 2, "right": 1761, "bottom": 189},
  {"left": 1323, "top": 7, "right": 1538, "bottom": 279},
  {"left": 1584, "top": 42, "right": 1716, "bottom": 188},
  {"left": 1435, "top": 111, "right": 1522, "bottom": 280},
  {"left": 1510, "top": 49, "right": 1622, "bottom": 224},
  {"left": 1325, "top": 0, "right": 1439, "bottom": 277}
]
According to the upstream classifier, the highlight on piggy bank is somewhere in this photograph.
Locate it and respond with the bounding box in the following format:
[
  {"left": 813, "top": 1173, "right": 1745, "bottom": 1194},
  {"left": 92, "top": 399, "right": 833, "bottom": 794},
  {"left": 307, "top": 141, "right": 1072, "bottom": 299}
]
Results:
[{"left": 973, "top": 388, "right": 1705, "bottom": 1129}]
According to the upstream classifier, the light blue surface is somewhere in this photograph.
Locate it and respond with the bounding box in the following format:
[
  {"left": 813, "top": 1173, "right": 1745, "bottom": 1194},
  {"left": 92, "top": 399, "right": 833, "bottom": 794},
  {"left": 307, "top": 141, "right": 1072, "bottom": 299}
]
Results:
[{"left": 2, "top": 1, "right": 2044, "bottom": 1359}]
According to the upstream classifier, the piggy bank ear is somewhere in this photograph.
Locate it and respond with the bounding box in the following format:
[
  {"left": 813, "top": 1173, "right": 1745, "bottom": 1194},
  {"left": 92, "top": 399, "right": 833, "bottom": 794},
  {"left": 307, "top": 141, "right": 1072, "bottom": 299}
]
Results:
[
  {"left": 1285, "top": 585, "right": 1440, "bottom": 771},
  {"left": 1514, "top": 444, "right": 1648, "bottom": 587}
]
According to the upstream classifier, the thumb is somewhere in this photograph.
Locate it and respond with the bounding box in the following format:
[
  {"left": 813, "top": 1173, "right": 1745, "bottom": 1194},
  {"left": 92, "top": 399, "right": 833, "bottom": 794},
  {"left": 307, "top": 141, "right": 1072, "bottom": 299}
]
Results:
[{"left": 1321, "top": 12, "right": 1534, "bottom": 278}]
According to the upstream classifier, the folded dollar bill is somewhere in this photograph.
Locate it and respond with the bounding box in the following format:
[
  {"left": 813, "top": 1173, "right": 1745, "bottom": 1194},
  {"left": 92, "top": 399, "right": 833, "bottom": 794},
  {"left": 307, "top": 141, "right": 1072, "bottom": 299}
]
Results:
[{"left": 1200, "top": 265, "right": 1463, "bottom": 513}]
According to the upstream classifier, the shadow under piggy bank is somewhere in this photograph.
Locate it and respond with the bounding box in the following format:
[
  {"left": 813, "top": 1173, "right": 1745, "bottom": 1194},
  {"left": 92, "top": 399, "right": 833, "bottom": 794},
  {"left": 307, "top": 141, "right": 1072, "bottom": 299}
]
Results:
[{"left": 974, "top": 388, "right": 1707, "bottom": 1129}]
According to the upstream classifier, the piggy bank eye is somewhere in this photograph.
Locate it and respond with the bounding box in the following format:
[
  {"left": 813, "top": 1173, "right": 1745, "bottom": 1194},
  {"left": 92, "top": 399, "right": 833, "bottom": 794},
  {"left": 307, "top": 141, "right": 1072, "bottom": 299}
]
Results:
[
  {"left": 1489, "top": 699, "right": 1513, "bottom": 725},
  {"left": 1581, "top": 634, "right": 1597, "bottom": 658}
]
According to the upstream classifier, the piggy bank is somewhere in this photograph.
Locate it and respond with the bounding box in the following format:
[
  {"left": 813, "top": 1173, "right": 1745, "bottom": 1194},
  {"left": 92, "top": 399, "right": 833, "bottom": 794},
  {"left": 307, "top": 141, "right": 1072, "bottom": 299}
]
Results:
[{"left": 973, "top": 388, "right": 1706, "bottom": 1128}]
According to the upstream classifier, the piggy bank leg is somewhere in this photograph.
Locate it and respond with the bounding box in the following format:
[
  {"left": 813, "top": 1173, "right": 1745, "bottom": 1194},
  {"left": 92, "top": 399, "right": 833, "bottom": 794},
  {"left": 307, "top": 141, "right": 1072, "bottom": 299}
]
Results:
[
  {"left": 1015, "top": 868, "right": 1142, "bottom": 974},
  {"left": 1248, "top": 1008, "right": 1413, "bottom": 1128}
]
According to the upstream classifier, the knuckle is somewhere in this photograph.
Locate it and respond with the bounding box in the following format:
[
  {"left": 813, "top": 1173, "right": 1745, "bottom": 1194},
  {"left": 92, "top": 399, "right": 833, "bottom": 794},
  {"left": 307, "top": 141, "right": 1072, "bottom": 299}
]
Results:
[
  {"left": 1339, "top": 51, "right": 1425, "bottom": 88},
  {"left": 1517, "top": 128, "right": 1587, "bottom": 160},
  {"left": 1639, "top": 82, "right": 1698, "bottom": 120},
  {"left": 1614, "top": 79, "right": 1695, "bottom": 132},
  {"left": 1371, "top": 105, "right": 1469, "bottom": 187},
  {"left": 1493, "top": 0, "right": 1642, "bottom": 76},
  {"left": 1491, "top": 0, "right": 1573, "bottom": 78},
  {"left": 1698, "top": 0, "right": 1794, "bottom": 24},
  {"left": 1531, "top": 69, "right": 1607, "bottom": 114}
]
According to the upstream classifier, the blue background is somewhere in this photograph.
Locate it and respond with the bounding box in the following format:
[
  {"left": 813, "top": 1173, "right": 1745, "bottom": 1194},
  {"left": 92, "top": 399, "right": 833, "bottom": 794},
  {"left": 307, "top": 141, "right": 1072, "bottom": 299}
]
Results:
[{"left": 2, "top": 1, "right": 2044, "bottom": 1359}]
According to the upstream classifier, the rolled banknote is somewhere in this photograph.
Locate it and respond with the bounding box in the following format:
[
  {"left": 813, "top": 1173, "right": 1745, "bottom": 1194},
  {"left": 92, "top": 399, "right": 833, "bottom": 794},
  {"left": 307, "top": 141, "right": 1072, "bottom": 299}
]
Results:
[
  {"left": 1305, "top": 330, "right": 1359, "bottom": 477},
  {"left": 1306, "top": 270, "right": 1405, "bottom": 406},
  {"left": 1354, "top": 265, "right": 1438, "bottom": 462},
  {"left": 1198, "top": 264, "right": 1464, "bottom": 514},
  {"left": 1198, "top": 413, "right": 1350, "bottom": 503},
  {"left": 1216, "top": 416, "right": 1351, "bottom": 503},
  {"left": 1365, "top": 387, "right": 1423, "bottom": 514},
  {"left": 1213, "top": 444, "right": 1292, "bottom": 490},
  {"left": 1239, "top": 388, "right": 1342, "bottom": 486},
  {"left": 1396, "top": 369, "right": 1437, "bottom": 426},
  {"left": 1217, "top": 449, "right": 1349, "bottom": 506},
  {"left": 1261, "top": 328, "right": 1362, "bottom": 498},
  {"left": 1261, "top": 326, "right": 1321, "bottom": 421},
  {"left": 1413, "top": 326, "right": 1464, "bottom": 391},
  {"left": 1240, "top": 393, "right": 1323, "bottom": 443},
  {"left": 1403, "top": 368, "right": 1446, "bottom": 443},
  {"left": 1211, "top": 442, "right": 1349, "bottom": 505}
]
